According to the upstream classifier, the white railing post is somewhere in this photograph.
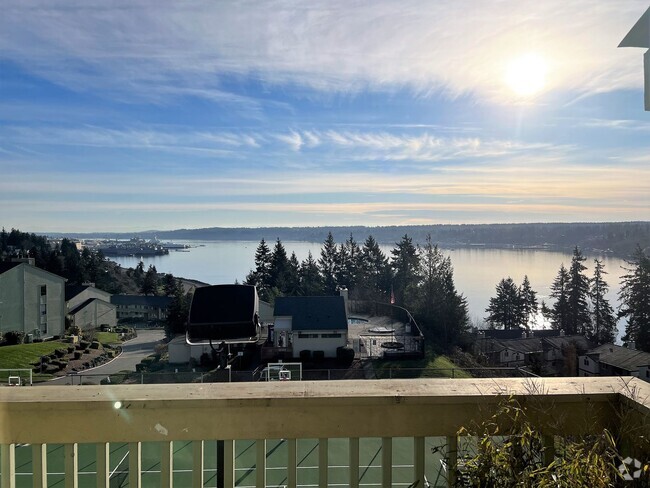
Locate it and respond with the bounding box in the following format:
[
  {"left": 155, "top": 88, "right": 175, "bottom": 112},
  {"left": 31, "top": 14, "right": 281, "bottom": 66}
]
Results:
[
  {"left": 381, "top": 437, "right": 392, "bottom": 488},
  {"left": 318, "top": 438, "right": 328, "bottom": 488},
  {"left": 64, "top": 443, "right": 78, "bottom": 488},
  {"left": 32, "top": 443, "right": 47, "bottom": 488},
  {"left": 96, "top": 442, "right": 109, "bottom": 488},
  {"left": 223, "top": 440, "right": 235, "bottom": 488},
  {"left": 446, "top": 436, "right": 458, "bottom": 488},
  {"left": 0, "top": 444, "right": 16, "bottom": 488},
  {"left": 287, "top": 439, "right": 297, "bottom": 488},
  {"left": 161, "top": 441, "right": 173, "bottom": 488},
  {"left": 256, "top": 439, "right": 266, "bottom": 488},
  {"left": 349, "top": 438, "right": 359, "bottom": 488},
  {"left": 192, "top": 441, "right": 204, "bottom": 488},
  {"left": 413, "top": 437, "right": 425, "bottom": 488},
  {"left": 128, "top": 442, "right": 141, "bottom": 488}
]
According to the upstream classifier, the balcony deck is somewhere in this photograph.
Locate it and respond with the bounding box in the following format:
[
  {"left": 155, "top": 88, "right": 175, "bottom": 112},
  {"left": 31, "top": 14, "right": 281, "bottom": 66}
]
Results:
[{"left": 1, "top": 377, "right": 649, "bottom": 487}]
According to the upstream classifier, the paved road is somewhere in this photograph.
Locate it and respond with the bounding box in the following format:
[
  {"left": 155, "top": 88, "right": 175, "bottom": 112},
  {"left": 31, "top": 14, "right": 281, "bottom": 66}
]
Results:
[{"left": 45, "top": 328, "right": 166, "bottom": 385}]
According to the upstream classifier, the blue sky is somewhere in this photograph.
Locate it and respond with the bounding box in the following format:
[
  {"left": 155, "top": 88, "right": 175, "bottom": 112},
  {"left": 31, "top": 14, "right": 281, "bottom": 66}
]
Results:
[{"left": 0, "top": 1, "right": 648, "bottom": 232}]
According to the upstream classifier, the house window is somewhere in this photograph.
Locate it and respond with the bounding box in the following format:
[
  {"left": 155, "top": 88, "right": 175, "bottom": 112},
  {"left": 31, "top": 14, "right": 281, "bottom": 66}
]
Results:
[
  {"left": 504, "top": 350, "right": 509, "bottom": 357},
  {"left": 298, "top": 333, "right": 318, "bottom": 339},
  {"left": 321, "top": 333, "right": 342, "bottom": 338},
  {"left": 646, "top": 370, "right": 649, "bottom": 378},
  {"left": 40, "top": 285, "right": 47, "bottom": 296},
  {"left": 584, "top": 358, "right": 589, "bottom": 366}
]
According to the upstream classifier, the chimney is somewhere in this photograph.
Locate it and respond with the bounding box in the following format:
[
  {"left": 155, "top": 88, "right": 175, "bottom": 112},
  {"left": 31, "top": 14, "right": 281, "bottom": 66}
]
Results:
[
  {"left": 522, "top": 331, "right": 527, "bottom": 339},
  {"left": 11, "top": 257, "right": 35, "bottom": 266},
  {"left": 339, "top": 287, "right": 349, "bottom": 314},
  {"left": 560, "top": 329, "right": 565, "bottom": 337}
]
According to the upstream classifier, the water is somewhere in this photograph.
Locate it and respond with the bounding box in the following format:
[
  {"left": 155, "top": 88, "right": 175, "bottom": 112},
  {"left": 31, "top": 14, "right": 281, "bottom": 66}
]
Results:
[{"left": 111, "top": 240, "right": 630, "bottom": 339}]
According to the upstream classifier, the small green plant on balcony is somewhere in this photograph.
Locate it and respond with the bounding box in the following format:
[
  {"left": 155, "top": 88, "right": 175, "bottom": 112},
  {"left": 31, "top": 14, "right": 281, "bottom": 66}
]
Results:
[{"left": 455, "top": 394, "right": 641, "bottom": 487}]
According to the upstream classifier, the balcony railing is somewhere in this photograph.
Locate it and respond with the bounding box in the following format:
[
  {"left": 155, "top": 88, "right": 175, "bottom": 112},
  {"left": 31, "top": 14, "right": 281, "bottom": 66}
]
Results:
[{"left": 1, "top": 377, "right": 649, "bottom": 487}]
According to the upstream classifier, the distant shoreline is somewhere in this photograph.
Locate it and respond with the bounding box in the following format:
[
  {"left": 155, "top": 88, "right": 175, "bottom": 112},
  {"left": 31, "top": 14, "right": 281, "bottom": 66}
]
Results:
[{"left": 46, "top": 221, "right": 649, "bottom": 260}]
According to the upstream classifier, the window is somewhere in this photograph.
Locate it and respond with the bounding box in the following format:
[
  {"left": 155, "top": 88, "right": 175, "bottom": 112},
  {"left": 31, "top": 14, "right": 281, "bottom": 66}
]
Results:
[
  {"left": 321, "top": 333, "right": 342, "bottom": 338},
  {"left": 298, "top": 333, "right": 318, "bottom": 339},
  {"left": 584, "top": 358, "right": 589, "bottom": 366},
  {"left": 40, "top": 285, "right": 46, "bottom": 296}
]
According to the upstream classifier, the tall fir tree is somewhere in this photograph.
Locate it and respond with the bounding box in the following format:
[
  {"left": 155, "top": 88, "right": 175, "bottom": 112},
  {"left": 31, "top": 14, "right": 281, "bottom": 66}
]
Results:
[
  {"left": 140, "top": 265, "right": 159, "bottom": 296},
  {"left": 358, "top": 235, "right": 391, "bottom": 301},
  {"left": 485, "top": 277, "right": 522, "bottom": 330},
  {"left": 269, "top": 238, "right": 290, "bottom": 293},
  {"left": 390, "top": 234, "right": 419, "bottom": 307},
  {"left": 300, "top": 251, "right": 323, "bottom": 296},
  {"left": 285, "top": 252, "right": 301, "bottom": 295},
  {"left": 549, "top": 264, "right": 571, "bottom": 332},
  {"left": 620, "top": 246, "right": 650, "bottom": 351},
  {"left": 318, "top": 232, "right": 339, "bottom": 294},
  {"left": 519, "top": 275, "right": 538, "bottom": 330},
  {"left": 590, "top": 259, "right": 617, "bottom": 344},
  {"left": 566, "top": 247, "right": 591, "bottom": 336}
]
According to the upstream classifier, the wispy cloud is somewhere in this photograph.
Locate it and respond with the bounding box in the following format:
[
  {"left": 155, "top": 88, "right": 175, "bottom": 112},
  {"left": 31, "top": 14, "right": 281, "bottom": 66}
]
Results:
[{"left": 1, "top": 1, "right": 646, "bottom": 104}]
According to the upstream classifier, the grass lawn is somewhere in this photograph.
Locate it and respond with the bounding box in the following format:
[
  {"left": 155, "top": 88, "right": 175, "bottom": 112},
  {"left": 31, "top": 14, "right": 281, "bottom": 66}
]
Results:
[
  {"left": 0, "top": 341, "right": 65, "bottom": 370},
  {"left": 372, "top": 351, "right": 472, "bottom": 379},
  {"left": 95, "top": 332, "right": 120, "bottom": 345}
]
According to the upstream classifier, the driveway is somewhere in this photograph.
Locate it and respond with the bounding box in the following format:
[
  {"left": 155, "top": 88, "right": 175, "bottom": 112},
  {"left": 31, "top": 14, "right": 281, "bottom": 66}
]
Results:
[{"left": 45, "top": 328, "right": 166, "bottom": 385}]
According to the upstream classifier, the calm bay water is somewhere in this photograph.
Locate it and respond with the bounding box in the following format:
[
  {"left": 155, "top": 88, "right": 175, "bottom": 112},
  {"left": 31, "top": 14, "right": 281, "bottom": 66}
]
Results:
[{"left": 111, "top": 240, "right": 629, "bottom": 339}]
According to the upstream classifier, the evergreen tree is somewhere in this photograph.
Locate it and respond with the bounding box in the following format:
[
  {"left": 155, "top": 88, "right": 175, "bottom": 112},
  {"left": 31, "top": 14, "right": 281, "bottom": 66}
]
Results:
[
  {"left": 285, "top": 252, "right": 301, "bottom": 295},
  {"left": 566, "top": 247, "right": 591, "bottom": 336},
  {"left": 165, "top": 280, "right": 189, "bottom": 339},
  {"left": 390, "top": 234, "right": 419, "bottom": 306},
  {"left": 416, "top": 235, "right": 445, "bottom": 322},
  {"left": 318, "top": 232, "right": 339, "bottom": 294},
  {"left": 620, "top": 246, "right": 650, "bottom": 351},
  {"left": 359, "top": 235, "right": 391, "bottom": 300},
  {"left": 140, "top": 265, "right": 159, "bottom": 295},
  {"left": 300, "top": 251, "right": 323, "bottom": 296},
  {"left": 590, "top": 259, "right": 617, "bottom": 344},
  {"left": 436, "top": 255, "right": 469, "bottom": 346},
  {"left": 339, "top": 234, "right": 363, "bottom": 291},
  {"left": 519, "top": 275, "right": 538, "bottom": 330},
  {"left": 485, "top": 277, "right": 522, "bottom": 330},
  {"left": 163, "top": 273, "right": 178, "bottom": 296},
  {"left": 269, "top": 238, "right": 290, "bottom": 293},
  {"left": 548, "top": 264, "right": 571, "bottom": 332}
]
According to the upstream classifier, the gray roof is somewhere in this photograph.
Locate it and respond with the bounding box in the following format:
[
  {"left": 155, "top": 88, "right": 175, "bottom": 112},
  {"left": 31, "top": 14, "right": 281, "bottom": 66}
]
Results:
[
  {"left": 587, "top": 343, "right": 650, "bottom": 372},
  {"left": 110, "top": 295, "right": 172, "bottom": 308},
  {"left": 68, "top": 297, "right": 114, "bottom": 316},
  {"left": 274, "top": 296, "right": 348, "bottom": 331},
  {"left": 544, "top": 335, "right": 593, "bottom": 353}
]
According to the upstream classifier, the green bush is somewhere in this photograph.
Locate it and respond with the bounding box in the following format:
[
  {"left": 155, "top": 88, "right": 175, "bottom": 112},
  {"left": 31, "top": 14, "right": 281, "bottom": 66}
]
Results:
[
  {"left": 55, "top": 348, "right": 67, "bottom": 358},
  {"left": 90, "top": 341, "right": 100, "bottom": 350},
  {"left": 313, "top": 350, "right": 325, "bottom": 362},
  {"left": 3, "top": 331, "right": 24, "bottom": 345},
  {"left": 79, "top": 340, "right": 90, "bottom": 349},
  {"left": 73, "top": 351, "right": 82, "bottom": 360},
  {"left": 299, "top": 350, "right": 311, "bottom": 361}
]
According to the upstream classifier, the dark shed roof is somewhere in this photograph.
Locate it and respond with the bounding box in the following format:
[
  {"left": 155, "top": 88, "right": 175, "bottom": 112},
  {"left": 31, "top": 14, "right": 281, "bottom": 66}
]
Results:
[
  {"left": 274, "top": 296, "right": 348, "bottom": 331},
  {"left": 588, "top": 343, "right": 650, "bottom": 372}
]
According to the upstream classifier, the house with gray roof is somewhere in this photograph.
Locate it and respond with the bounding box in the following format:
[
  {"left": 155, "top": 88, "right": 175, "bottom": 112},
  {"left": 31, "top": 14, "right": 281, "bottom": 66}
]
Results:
[
  {"left": 66, "top": 284, "right": 116, "bottom": 331},
  {"left": 110, "top": 294, "right": 172, "bottom": 324},
  {"left": 579, "top": 343, "right": 650, "bottom": 382},
  {"left": 273, "top": 296, "right": 348, "bottom": 359}
]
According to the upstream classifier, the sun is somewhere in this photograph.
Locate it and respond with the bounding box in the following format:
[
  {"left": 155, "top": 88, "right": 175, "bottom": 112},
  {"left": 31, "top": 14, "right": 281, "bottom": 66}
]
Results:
[{"left": 505, "top": 53, "right": 547, "bottom": 98}]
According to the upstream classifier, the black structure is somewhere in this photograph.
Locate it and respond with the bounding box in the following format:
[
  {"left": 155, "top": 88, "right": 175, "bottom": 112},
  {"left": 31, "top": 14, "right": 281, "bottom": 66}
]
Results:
[{"left": 187, "top": 284, "right": 259, "bottom": 343}]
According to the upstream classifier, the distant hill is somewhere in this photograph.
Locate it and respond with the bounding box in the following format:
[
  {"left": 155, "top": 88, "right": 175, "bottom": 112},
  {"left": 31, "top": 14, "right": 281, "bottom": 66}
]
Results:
[{"left": 47, "top": 221, "right": 650, "bottom": 259}]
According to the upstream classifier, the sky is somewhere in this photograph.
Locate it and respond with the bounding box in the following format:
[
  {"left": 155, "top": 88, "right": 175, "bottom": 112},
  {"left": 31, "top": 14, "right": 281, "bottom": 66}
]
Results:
[{"left": 0, "top": 1, "right": 649, "bottom": 233}]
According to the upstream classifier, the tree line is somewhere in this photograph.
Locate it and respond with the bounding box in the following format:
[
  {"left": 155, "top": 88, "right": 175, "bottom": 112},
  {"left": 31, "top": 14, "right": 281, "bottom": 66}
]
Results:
[
  {"left": 484, "top": 246, "right": 650, "bottom": 350},
  {"left": 244, "top": 232, "right": 470, "bottom": 348}
]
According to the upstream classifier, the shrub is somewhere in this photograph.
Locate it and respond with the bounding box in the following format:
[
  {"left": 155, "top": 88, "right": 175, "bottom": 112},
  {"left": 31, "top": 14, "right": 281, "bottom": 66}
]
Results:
[
  {"left": 43, "top": 364, "right": 59, "bottom": 374},
  {"left": 40, "top": 355, "right": 51, "bottom": 364},
  {"left": 67, "top": 325, "right": 81, "bottom": 336},
  {"left": 55, "top": 348, "right": 67, "bottom": 358},
  {"left": 199, "top": 352, "right": 211, "bottom": 367},
  {"left": 299, "top": 350, "right": 311, "bottom": 361},
  {"left": 79, "top": 340, "right": 90, "bottom": 349},
  {"left": 90, "top": 341, "right": 100, "bottom": 350},
  {"left": 67, "top": 346, "right": 75, "bottom": 354},
  {"left": 313, "top": 350, "right": 325, "bottom": 362},
  {"left": 336, "top": 346, "right": 355, "bottom": 363},
  {"left": 33, "top": 338, "right": 43, "bottom": 343},
  {"left": 3, "top": 331, "right": 24, "bottom": 345},
  {"left": 74, "top": 351, "right": 82, "bottom": 360},
  {"left": 84, "top": 348, "right": 90, "bottom": 354}
]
